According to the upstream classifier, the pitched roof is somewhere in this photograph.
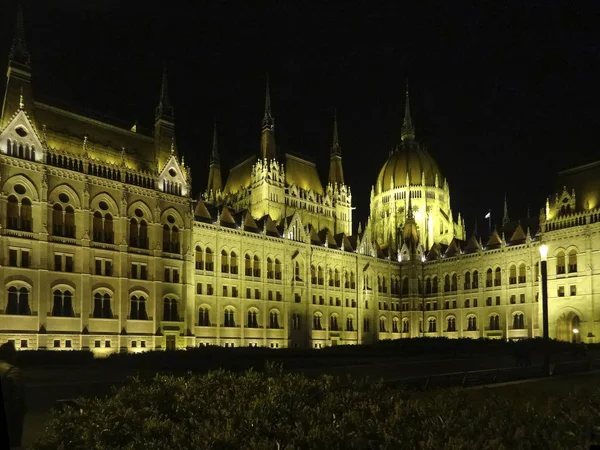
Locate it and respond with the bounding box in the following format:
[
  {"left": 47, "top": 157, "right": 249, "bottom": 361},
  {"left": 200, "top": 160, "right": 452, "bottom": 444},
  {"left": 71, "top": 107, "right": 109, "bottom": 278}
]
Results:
[
  {"left": 464, "top": 235, "right": 481, "bottom": 254},
  {"left": 486, "top": 230, "right": 502, "bottom": 249}
]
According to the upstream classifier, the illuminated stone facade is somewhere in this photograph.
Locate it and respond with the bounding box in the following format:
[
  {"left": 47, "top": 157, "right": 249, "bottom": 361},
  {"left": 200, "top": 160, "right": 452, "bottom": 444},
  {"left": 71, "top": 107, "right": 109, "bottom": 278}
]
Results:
[{"left": 0, "top": 13, "right": 598, "bottom": 354}]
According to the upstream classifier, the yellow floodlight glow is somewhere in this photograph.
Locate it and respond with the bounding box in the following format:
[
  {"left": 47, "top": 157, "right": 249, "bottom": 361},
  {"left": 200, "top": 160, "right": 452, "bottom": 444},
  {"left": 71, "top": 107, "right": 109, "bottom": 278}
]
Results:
[{"left": 539, "top": 244, "right": 549, "bottom": 261}]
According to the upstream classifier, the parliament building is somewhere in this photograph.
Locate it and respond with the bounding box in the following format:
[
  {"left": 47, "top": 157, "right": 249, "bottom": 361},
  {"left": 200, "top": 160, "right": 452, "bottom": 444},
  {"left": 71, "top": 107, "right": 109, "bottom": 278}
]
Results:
[{"left": 1, "top": 10, "right": 598, "bottom": 354}]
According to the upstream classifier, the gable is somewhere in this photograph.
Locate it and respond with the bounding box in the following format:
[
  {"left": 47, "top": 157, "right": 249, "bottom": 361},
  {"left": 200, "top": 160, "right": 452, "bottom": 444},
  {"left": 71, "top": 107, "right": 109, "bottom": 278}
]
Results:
[
  {"left": 158, "top": 154, "right": 188, "bottom": 196},
  {"left": 0, "top": 110, "right": 45, "bottom": 163},
  {"left": 285, "top": 211, "right": 308, "bottom": 242}
]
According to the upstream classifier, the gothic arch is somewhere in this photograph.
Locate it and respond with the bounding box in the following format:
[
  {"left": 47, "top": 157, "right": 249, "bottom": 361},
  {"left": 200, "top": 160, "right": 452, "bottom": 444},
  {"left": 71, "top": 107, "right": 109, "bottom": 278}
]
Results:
[
  {"left": 2, "top": 174, "right": 39, "bottom": 201},
  {"left": 127, "top": 200, "right": 153, "bottom": 222},
  {"left": 48, "top": 184, "right": 82, "bottom": 208},
  {"left": 90, "top": 192, "right": 119, "bottom": 215},
  {"left": 160, "top": 207, "right": 184, "bottom": 227}
]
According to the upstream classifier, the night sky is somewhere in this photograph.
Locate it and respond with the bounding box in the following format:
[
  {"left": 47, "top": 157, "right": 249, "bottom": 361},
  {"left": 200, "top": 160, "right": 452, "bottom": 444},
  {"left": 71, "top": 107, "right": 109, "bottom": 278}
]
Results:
[{"left": 2, "top": 1, "right": 598, "bottom": 235}]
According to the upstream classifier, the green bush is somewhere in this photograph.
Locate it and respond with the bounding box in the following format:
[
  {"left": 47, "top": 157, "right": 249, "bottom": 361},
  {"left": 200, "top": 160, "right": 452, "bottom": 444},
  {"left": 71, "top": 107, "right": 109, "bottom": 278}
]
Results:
[
  {"left": 16, "top": 349, "right": 94, "bottom": 367},
  {"left": 32, "top": 365, "right": 600, "bottom": 450}
]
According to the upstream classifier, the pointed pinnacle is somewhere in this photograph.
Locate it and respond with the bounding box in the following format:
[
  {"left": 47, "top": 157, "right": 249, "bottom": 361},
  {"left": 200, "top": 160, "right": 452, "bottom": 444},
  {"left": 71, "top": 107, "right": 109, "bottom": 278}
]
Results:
[
  {"left": 156, "top": 63, "right": 174, "bottom": 120},
  {"left": 262, "top": 74, "right": 273, "bottom": 128},
  {"left": 9, "top": 2, "right": 30, "bottom": 66},
  {"left": 211, "top": 120, "right": 220, "bottom": 164},
  {"left": 331, "top": 108, "right": 341, "bottom": 156},
  {"left": 401, "top": 80, "right": 415, "bottom": 142}
]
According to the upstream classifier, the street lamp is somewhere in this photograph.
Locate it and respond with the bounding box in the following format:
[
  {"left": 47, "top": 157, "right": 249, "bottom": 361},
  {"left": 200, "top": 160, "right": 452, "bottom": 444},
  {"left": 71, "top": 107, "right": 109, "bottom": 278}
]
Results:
[{"left": 539, "top": 244, "right": 550, "bottom": 375}]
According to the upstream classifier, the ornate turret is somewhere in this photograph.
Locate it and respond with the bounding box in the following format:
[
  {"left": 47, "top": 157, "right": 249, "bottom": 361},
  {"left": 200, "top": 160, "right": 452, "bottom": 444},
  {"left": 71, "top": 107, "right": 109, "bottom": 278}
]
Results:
[
  {"left": 400, "top": 82, "right": 415, "bottom": 142},
  {"left": 206, "top": 120, "right": 222, "bottom": 199},
  {"left": 502, "top": 194, "right": 510, "bottom": 226},
  {"left": 2, "top": 3, "right": 35, "bottom": 129},
  {"left": 260, "top": 77, "right": 277, "bottom": 161},
  {"left": 403, "top": 193, "right": 419, "bottom": 250},
  {"left": 328, "top": 110, "right": 345, "bottom": 185}
]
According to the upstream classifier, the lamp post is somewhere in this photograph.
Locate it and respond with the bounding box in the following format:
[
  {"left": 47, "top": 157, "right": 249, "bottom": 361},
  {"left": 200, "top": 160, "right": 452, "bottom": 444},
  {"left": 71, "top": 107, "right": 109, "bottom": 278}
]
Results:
[{"left": 539, "top": 244, "right": 550, "bottom": 376}]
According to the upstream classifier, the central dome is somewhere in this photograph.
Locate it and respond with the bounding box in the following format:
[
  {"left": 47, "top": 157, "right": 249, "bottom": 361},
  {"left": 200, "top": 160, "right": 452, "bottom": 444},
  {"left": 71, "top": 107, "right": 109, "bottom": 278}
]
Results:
[{"left": 375, "top": 144, "right": 442, "bottom": 195}]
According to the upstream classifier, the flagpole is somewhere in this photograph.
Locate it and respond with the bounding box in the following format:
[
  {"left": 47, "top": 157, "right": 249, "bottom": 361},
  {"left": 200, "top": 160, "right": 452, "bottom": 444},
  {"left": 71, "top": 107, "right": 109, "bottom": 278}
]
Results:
[{"left": 488, "top": 210, "right": 491, "bottom": 235}]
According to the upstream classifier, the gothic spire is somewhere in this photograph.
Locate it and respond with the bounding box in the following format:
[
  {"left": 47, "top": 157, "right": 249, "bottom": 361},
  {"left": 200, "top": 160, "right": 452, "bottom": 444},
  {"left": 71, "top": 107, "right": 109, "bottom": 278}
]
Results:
[
  {"left": 9, "top": 2, "right": 30, "bottom": 67},
  {"left": 155, "top": 63, "right": 174, "bottom": 122},
  {"left": 331, "top": 108, "right": 341, "bottom": 156},
  {"left": 502, "top": 194, "right": 510, "bottom": 226},
  {"left": 210, "top": 119, "right": 219, "bottom": 164},
  {"left": 328, "top": 109, "right": 345, "bottom": 185},
  {"left": 207, "top": 120, "right": 223, "bottom": 197},
  {"left": 401, "top": 80, "right": 415, "bottom": 142},
  {"left": 262, "top": 75, "right": 274, "bottom": 131},
  {"left": 260, "top": 75, "right": 277, "bottom": 160}
]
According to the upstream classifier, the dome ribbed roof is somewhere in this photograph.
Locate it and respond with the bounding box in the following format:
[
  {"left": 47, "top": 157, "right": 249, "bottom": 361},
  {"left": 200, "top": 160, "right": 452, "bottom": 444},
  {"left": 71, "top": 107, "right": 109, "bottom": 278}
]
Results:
[{"left": 375, "top": 144, "right": 442, "bottom": 195}]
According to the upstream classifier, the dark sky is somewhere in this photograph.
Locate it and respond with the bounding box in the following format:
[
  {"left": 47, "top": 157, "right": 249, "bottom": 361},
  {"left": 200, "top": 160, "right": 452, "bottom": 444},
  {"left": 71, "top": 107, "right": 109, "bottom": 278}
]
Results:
[{"left": 2, "top": 1, "right": 599, "bottom": 234}]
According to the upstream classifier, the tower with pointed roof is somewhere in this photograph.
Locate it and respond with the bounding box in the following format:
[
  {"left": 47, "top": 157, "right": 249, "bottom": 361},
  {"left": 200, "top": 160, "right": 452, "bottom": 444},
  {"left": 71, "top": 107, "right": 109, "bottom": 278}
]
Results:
[
  {"left": 2, "top": 3, "right": 35, "bottom": 129},
  {"left": 260, "top": 77, "right": 277, "bottom": 161},
  {"left": 206, "top": 121, "right": 222, "bottom": 201},
  {"left": 154, "top": 65, "right": 177, "bottom": 172},
  {"left": 326, "top": 111, "right": 352, "bottom": 235}
]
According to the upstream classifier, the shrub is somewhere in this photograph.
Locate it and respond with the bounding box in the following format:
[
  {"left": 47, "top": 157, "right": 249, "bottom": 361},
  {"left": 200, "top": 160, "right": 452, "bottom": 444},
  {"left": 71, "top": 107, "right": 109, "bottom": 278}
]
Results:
[{"left": 32, "top": 365, "right": 600, "bottom": 450}]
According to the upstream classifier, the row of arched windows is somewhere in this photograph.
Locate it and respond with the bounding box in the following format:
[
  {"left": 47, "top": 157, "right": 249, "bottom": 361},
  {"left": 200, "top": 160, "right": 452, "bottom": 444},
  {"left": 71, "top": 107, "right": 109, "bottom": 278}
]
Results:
[
  {"left": 6, "top": 139, "right": 35, "bottom": 161},
  {"left": 310, "top": 266, "right": 356, "bottom": 288},
  {"left": 6, "top": 196, "right": 32, "bottom": 232}
]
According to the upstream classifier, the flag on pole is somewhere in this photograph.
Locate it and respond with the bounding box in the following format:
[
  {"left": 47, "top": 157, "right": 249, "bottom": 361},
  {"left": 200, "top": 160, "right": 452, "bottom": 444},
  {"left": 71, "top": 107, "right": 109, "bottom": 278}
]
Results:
[{"left": 484, "top": 211, "right": 491, "bottom": 219}]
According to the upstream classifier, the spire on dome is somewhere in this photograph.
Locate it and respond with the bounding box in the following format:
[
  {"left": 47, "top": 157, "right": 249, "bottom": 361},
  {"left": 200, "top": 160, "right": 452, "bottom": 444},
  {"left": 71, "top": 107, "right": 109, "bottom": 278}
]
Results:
[
  {"left": 9, "top": 2, "right": 30, "bottom": 67},
  {"left": 401, "top": 80, "right": 415, "bottom": 142},
  {"left": 260, "top": 75, "right": 277, "bottom": 160},
  {"left": 155, "top": 63, "right": 174, "bottom": 122}
]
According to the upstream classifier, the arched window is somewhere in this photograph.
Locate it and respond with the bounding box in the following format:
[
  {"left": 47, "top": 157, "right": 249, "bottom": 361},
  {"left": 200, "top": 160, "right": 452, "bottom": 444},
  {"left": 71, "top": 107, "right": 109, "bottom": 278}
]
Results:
[
  {"left": 451, "top": 274, "right": 458, "bottom": 292},
  {"left": 269, "top": 311, "right": 280, "bottom": 329},
  {"left": 93, "top": 211, "right": 113, "bottom": 244},
  {"left": 130, "top": 295, "right": 148, "bottom": 320},
  {"left": 334, "top": 269, "right": 340, "bottom": 287},
  {"left": 509, "top": 265, "right": 517, "bottom": 285},
  {"left": 53, "top": 204, "right": 64, "bottom": 236},
  {"left": 402, "top": 318, "right": 409, "bottom": 333},
  {"left": 350, "top": 271, "right": 356, "bottom": 289},
  {"left": 313, "top": 313, "right": 322, "bottom": 330},
  {"left": 472, "top": 271, "right": 479, "bottom": 289},
  {"left": 195, "top": 246, "right": 204, "bottom": 270},
  {"left": 20, "top": 198, "right": 32, "bottom": 232},
  {"left": 253, "top": 255, "right": 261, "bottom": 277},
  {"left": 247, "top": 310, "right": 258, "bottom": 328},
  {"left": 518, "top": 263, "right": 526, "bottom": 283},
  {"left": 428, "top": 318, "right": 437, "bottom": 333},
  {"left": 467, "top": 316, "right": 477, "bottom": 331},
  {"left": 513, "top": 313, "right": 525, "bottom": 330},
  {"left": 52, "top": 289, "right": 74, "bottom": 317},
  {"left": 363, "top": 317, "right": 370, "bottom": 332},
  {"left": 267, "top": 258, "right": 274, "bottom": 279},
  {"left": 318, "top": 266, "right": 324, "bottom": 285},
  {"left": 93, "top": 292, "right": 113, "bottom": 319},
  {"left": 163, "top": 225, "right": 180, "bottom": 253},
  {"left": 432, "top": 277, "right": 438, "bottom": 294},
  {"left": 329, "top": 268, "right": 334, "bottom": 287},
  {"left": 294, "top": 261, "right": 301, "bottom": 281},
  {"left": 535, "top": 262, "right": 539, "bottom": 282},
  {"left": 275, "top": 259, "right": 282, "bottom": 280},
  {"left": 130, "top": 219, "right": 148, "bottom": 249},
  {"left": 205, "top": 248, "right": 214, "bottom": 271},
  {"left": 494, "top": 267, "right": 502, "bottom": 286},
  {"left": 6, "top": 195, "right": 19, "bottom": 230},
  {"left": 425, "top": 277, "right": 432, "bottom": 294},
  {"left": 464, "top": 272, "right": 471, "bottom": 290},
  {"left": 346, "top": 316, "right": 354, "bottom": 331},
  {"left": 446, "top": 317, "right": 456, "bottom": 332},
  {"left": 230, "top": 252, "right": 238, "bottom": 274},
  {"left": 6, "top": 286, "right": 31, "bottom": 315},
  {"left": 245, "top": 254, "right": 252, "bottom": 276},
  {"left": 568, "top": 250, "right": 577, "bottom": 273},
  {"left": 489, "top": 314, "right": 500, "bottom": 330},
  {"left": 486, "top": 268, "right": 493, "bottom": 287},
  {"left": 402, "top": 277, "right": 409, "bottom": 295},
  {"left": 377, "top": 275, "right": 382, "bottom": 293},
  {"left": 221, "top": 250, "right": 229, "bottom": 273},
  {"left": 556, "top": 251, "right": 566, "bottom": 274},
  {"left": 311, "top": 265, "right": 317, "bottom": 284},
  {"left": 65, "top": 206, "right": 76, "bottom": 238},
  {"left": 379, "top": 317, "right": 386, "bottom": 332},
  {"left": 163, "top": 298, "right": 179, "bottom": 321},
  {"left": 198, "top": 307, "right": 210, "bottom": 326},
  {"left": 224, "top": 309, "right": 235, "bottom": 327},
  {"left": 444, "top": 275, "right": 450, "bottom": 292},
  {"left": 392, "top": 317, "right": 399, "bottom": 333},
  {"left": 330, "top": 314, "right": 338, "bottom": 331}
]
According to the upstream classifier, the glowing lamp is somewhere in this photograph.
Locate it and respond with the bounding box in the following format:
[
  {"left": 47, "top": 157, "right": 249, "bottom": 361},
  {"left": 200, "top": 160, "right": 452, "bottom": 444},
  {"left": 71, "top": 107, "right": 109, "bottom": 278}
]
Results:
[
  {"left": 573, "top": 328, "right": 579, "bottom": 334},
  {"left": 539, "top": 244, "right": 549, "bottom": 261}
]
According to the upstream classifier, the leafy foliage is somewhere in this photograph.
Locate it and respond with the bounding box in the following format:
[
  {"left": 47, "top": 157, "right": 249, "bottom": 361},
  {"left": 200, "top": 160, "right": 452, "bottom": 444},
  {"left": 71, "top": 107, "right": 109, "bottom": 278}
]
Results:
[{"left": 32, "top": 364, "right": 600, "bottom": 450}]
